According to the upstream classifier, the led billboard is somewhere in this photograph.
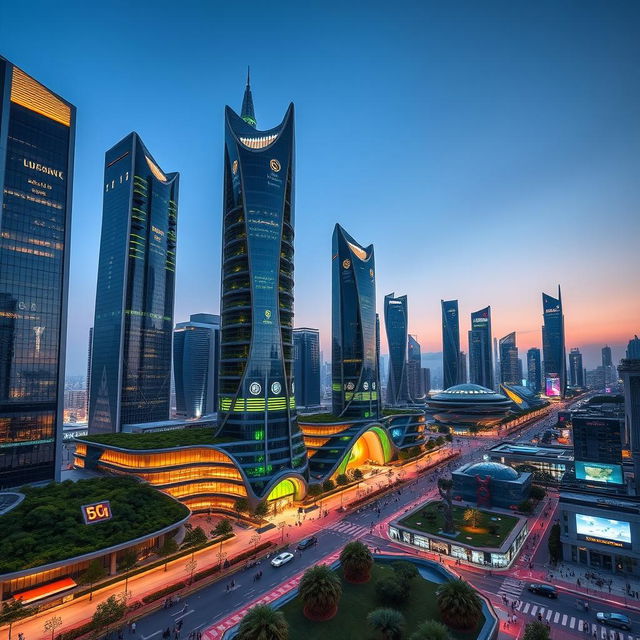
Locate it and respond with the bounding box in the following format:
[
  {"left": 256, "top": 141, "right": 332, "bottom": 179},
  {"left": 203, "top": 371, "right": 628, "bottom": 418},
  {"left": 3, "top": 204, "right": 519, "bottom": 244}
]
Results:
[
  {"left": 545, "top": 376, "right": 560, "bottom": 397},
  {"left": 576, "top": 513, "right": 631, "bottom": 548},
  {"left": 575, "top": 461, "right": 623, "bottom": 485}
]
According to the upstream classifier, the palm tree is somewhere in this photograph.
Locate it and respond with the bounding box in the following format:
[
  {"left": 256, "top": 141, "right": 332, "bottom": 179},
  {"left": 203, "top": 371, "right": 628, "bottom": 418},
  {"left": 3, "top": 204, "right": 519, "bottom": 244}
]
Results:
[
  {"left": 299, "top": 565, "right": 342, "bottom": 621},
  {"left": 235, "top": 605, "right": 289, "bottom": 640},
  {"left": 409, "top": 620, "right": 451, "bottom": 640},
  {"left": 436, "top": 579, "right": 483, "bottom": 630},
  {"left": 339, "top": 541, "right": 373, "bottom": 583},
  {"left": 367, "top": 608, "right": 405, "bottom": 640}
]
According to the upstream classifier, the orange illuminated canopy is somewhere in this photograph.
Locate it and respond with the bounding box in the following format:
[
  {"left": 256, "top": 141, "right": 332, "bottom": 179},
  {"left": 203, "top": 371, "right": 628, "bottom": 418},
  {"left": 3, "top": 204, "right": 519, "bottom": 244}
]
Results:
[
  {"left": 15, "top": 577, "right": 76, "bottom": 604},
  {"left": 10, "top": 67, "right": 71, "bottom": 127}
]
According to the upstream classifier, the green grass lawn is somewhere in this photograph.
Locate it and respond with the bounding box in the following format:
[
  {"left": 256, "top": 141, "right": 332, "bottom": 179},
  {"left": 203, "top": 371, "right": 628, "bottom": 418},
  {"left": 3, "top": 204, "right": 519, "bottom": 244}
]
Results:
[
  {"left": 280, "top": 563, "right": 481, "bottom": 640},
  {"left": 399, "top": 501, "right": 519, "bottom": 548},
  {"left": 80, "top": 427, "right": 233, "bottom": 450}
]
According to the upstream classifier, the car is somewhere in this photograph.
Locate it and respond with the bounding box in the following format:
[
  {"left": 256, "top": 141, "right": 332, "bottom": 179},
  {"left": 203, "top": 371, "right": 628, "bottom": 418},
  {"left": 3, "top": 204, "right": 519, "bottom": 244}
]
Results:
[
  {"left": 297, "top": 536, "right": 318, "bottom": 550},
  {"left": 527, "top": 583, "right": 558, "bottom": 598},
  {"left": 596, "top": 613, "right": 631, "bottom": 631},
  {"left": 270, "top": 552, "right": 294, "bottom": 567}
]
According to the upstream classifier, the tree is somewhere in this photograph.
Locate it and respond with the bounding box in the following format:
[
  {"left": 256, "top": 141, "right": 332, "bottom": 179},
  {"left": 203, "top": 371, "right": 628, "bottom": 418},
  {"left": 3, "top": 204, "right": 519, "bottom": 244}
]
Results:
[
  {"left": 518, "top": 500, "right": 534, "bottom": 515},
  {"left": 390, "top": 561, "right": 419, "bottom": 583},
  {"left": 336, "top": 473, "right": 349, "bottom": 487},
  {"left": 43, "top": 616, "right": 62, "bottom": 640},
  {"left": 444, "top": 434, "right": 453, "bottom": 442},
  {"left": 299, "top": 565, "right": 342, "bottom": 621},
  {"left": 409, "top": 446, "right": 421, "bottom": 458},
  {"left": 185, "top": 557, "right": 198, "bottom": 584},
  {"left": 339, "top": 541, "right": 373, "bottom": 583},
  {"left": 367, "top": 608, "right": 405, "bottom": 640},
  {"left": 463, "top": 508, "right": 481, "bottom": 529},
  {"left": 92, "top": 595, "right": 126, "bottom": 627},
  {"left": 78, "top": 559, "right": 107, "bottom": 601},
  {"left": 409, "top": 620, "right": 451, "bottom": 640},
  {"left": 307, "top": 483, "right": 323, "bottom": 498},
  {"left": 523, "top": 621, "right": 551, "bottom": 640},
  {"left": 158, "top": 537, "right": 178, "bottom": 572},
  {"left": 118, "top": 550, "right": 137, "bottom": 594},
  {"left": 212, "top": 519, "right": 233, "bottom": 538},
  {"left": 0, "top": 600, "right": 34, "bottom": 640},
  {"left": 235, "top": 497, "right": 250, "bottom": 518},
  {"left": 322, "top": 479, "right": 335, "bottom": 493},
  {"left": 529, "top": 485, "right": 546, "bottom": 500},
  {"left": 352, "top": 468, "right": 364, "bottom": 481},
  {"left": 435, "top": 436, "right": 445, "bottom": 446},
  {"left": 235, "top": 605, "right": 289, "bottom": 640},
  {"left": 437, "top": 478, "right": 455, "bottom": 535},
  {"left": 182, "top": 526, "right": 207, "bottom": 548},
  {"left": 548, "top": 523, "right": 563, "bottom": 564},
  {"left": 435, "top": 579, "right": 483, "bottom": 630},
  {"left": 254, "top": 500, "right": 269, "bottom": 518},
  {"left": 425, "top": 440, "right": 436, "bottom": 450},
  {"left": 375, "top": 575, "right": 408, "bottom": 606}
]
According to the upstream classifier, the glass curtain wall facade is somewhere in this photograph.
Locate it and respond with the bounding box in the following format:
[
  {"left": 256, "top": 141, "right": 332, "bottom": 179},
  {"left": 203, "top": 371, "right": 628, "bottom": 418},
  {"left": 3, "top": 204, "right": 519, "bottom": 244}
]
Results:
[
  {"left": 407, "top": 334, "right": 426, "bottom": 401},
  {"left": 332, "top": 224, "right": 380, "bottom": 419},
  {"left": 468, "top": 306, "right": 493, "bottom": 389},
  {"left": 0, "top": 58, "right": 75, "bottom": 487},
  {"left": 542, "top": 287, "right": 566, "bottom": 398},
  {"left": 384, "top": 293, "right": 409, "bottom": 406},
  {"left": 174, "top": 314, "right": 219, "bottom": 419},
  {"left": 569, "top": 348, "right": 584, "bottom": 388},
  {"left": 499, "top": 332, "right": 519, "bottom": 385},
  {"left": 217, "top": 82, "right": 307, "bottom": 496},
  {"left": 89, "top": 133, "right": 178, "bottom": 434},
  {"left": 527, "top": 347, "right": 542, "bottom": 393},
  {"left": 441, "top": 299, "right": 460, "bottom": 390},
  {"left": 293, "top": 328, "right": 320, "bottom": 408}
]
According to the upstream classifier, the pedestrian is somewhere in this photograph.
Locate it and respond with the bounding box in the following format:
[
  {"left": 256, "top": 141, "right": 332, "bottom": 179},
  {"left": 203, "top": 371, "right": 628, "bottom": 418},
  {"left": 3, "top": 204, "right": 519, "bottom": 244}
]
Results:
[
  {"left": 182, "top": 603, "right": 188, "bottom": 614},
  {"left": 131, "top": 623, "right": 136, "bottom": 635}
]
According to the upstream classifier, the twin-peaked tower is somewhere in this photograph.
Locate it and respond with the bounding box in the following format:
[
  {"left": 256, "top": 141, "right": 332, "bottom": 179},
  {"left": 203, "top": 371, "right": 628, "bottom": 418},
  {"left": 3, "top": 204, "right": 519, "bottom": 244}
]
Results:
[{"left": 217, "top": 74, "right": 307, "bottom": 494}]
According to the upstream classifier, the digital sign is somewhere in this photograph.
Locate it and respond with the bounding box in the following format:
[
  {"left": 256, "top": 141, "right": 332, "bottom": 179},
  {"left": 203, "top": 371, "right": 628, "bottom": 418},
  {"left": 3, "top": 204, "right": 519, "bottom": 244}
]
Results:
[
  {"left": 545, "top": 376, "right": 560, "bottom": 397},
  {"left": 81, "top": 501, "right": 112, "bottom": 525},
  {"left": 575, "top": 461, "right": 623, "bottom": 485},
  {"left": 576, "top": 514, "right": 631, "bottom": 548}
]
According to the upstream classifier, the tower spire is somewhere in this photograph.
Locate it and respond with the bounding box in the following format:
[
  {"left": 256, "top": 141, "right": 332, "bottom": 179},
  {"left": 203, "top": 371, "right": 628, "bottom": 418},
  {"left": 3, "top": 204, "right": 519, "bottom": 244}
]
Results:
[{"left": 241, "top": 66, "right": 256, "bottom": 128}]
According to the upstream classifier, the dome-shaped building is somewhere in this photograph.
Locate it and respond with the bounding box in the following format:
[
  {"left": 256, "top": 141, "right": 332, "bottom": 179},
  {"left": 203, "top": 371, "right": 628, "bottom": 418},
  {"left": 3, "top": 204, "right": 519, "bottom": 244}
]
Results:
[
  {"left": 464, "top": 461, "right": 519, "bottom": 481},
  {"left": 427, "top": 384, "right": 513, "bottom": 430}
]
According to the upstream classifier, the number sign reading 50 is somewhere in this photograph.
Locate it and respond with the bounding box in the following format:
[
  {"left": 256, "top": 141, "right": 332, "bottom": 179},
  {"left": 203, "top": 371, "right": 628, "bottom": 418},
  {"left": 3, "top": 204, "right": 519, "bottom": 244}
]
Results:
[{"left": 81, "top": 501, "right": 112, "bottom": 525}]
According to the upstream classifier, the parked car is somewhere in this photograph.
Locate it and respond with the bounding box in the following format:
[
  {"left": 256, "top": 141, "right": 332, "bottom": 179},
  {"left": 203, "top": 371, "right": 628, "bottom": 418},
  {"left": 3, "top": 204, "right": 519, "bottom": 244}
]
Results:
[
  {"left": 596, "top": 613, "right": 631, "bottom": 631},
  {"left": 270, "top": 552, "right": 294, "bottom": 568},
  {"left": 297, "top": 536, "right": 318, "bottom": 550},
  {"left": 528, "top": 583, "right": 558, "bottom": 598}
]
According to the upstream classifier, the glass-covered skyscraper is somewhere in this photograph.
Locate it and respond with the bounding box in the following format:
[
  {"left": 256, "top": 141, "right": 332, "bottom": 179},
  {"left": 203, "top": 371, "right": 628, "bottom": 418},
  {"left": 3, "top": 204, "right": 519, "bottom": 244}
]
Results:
[
  {"left": 332, "top": 224, "right": 380, "bottom": 419},
  {"left": 499, "top": 332, "right": 519, "bottom": 385},
  {"left": 407, "top": 334, "right": 427, "bottom": 401},
  {"left": 217, "top": 76, "right": 307, "bottom": 495},
  {"left": 527, "top": 347, "right": 542, "bottom": 393},
  {"left": 174, "top": 314, "right": 219, "bottom": 419},
  {"left": 293, "top": 328, "right": 320, "bottom": 408},
  {"left": 441, "top": 299, "right": 460, "bottom": 390},
  {"left": 542, "top": 286, "right": 566, "bottom": 398},
  {"left": 0, "top": 57, "right": 75, "bottom": 487},
  {"left": 89, "top": 133, "right": 178, "bottom": 434},
  {"left": 468, "top": 306, "right": 493, "bottom": 389},
  {"left": 384, "top": 293, "right": 409, "bottom": 406},
  {"left": 569, "top": 348, "right": 584, "bottom": 388}
]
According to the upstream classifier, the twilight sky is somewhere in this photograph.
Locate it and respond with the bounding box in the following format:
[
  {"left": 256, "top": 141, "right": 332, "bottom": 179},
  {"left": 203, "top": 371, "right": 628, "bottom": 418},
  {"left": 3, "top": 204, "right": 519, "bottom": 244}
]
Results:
[{"left": 2, "top": 0, "right": 638, "bottom": 375}]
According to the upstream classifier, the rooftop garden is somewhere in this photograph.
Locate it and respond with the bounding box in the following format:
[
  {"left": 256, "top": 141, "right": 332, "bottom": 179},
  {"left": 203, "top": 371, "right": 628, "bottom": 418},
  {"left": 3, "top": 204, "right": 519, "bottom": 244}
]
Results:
[
  {"left": 297, "top": 413, "right": 349, "bottom": 424},
  {"left": 0, "top": 477, "right": 189, "bottom": 573},
  {"left": 382, "top": 408, "right": 424, "bottom": 416},
  {"left": 399, "top": 501, "right": 519, "bottom": 548},
  {"left": 79, "top": 427, "right": 232, "bottom": 450}
]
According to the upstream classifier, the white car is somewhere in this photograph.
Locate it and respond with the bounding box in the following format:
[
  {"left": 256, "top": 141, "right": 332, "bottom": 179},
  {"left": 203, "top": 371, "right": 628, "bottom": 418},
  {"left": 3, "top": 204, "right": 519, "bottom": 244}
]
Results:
[{"left": 270, "top": 552, "right": 294, "bottom": 568}]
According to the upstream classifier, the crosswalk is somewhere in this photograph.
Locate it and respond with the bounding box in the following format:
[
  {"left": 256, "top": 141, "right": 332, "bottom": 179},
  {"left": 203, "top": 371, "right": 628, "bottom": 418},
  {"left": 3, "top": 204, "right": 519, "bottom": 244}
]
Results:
[
  {"left": 326, "top": 521, "right": 371, "bottom": 538},
  {"left": 515, "top": 601, "right": 639, "bottom": 640},
  {"left": 498, "top": 577, "right": 524, "bottom": 602}
]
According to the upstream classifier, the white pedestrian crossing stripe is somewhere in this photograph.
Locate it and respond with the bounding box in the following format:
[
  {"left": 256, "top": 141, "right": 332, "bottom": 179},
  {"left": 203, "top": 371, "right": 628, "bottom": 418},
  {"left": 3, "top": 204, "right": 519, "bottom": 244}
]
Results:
[
  {"left": 327, "top": 522, "right": 370, "bottom": 538},
  {"left": 497, "top": 577, "right": 524, "bottom": 602}
]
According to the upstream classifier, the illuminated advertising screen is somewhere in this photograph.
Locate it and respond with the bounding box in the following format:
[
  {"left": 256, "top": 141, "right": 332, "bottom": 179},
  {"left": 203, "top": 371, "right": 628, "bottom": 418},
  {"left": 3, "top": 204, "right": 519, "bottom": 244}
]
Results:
[
  {"left": 575, "top": 461, "right": 623, "bottom": 485},
  {"left": 576, "top": 514, "right": 631, "bottom": 548},
  {"left": 545, "top": 376, "right": 561, "bottom": 397}
]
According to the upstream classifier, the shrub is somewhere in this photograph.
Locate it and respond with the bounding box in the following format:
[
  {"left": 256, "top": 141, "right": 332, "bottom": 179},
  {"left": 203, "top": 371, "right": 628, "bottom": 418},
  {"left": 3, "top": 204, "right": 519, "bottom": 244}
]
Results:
[
  {"left": 56, "top": 621, "right": 96, "bottom": 640},
  {"left": 390, "top": 561, "right": 419, "bottom": 583},
  {"left": 375, "top": 575, "right": 408, "bottom": 606},
  {"left": 182, "top": 526, "right": 208, "bottom": 548},
  {"left": 142, "top": 582, "right": 186, "bottom": 604},
  {"left": 425, "top": 440, "right": 436, "bottom": 450},
  {"left": 523, "top": 621, "right": 551, "bottom": 640},
  {"left": 529, "top": 485, "right": 546, "bottom": 500},
  {"left": 336, "top": 473, "right": 349, "bottom": 487},
  {"left": 322, "top": 479, "right": 335, "bottom": 492},
  {"left": 352, "top": 468, "right": 364, "bottom": 481},
  {"left": 307, "top": 484, "right": 323, "bottom": 497}
]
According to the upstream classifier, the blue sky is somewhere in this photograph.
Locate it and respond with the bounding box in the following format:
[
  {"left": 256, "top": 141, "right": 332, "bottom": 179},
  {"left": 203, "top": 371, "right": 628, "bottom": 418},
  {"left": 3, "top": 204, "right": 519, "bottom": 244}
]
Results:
[{"left": 2, "top": 0, "right": 638, "bottom": 374}]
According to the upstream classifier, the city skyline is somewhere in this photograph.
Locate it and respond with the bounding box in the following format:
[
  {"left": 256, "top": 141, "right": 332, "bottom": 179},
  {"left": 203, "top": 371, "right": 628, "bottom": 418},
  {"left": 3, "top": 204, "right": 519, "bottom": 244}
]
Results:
[{"left": 1, "top": 1, "right": 638, "bottom": 376}]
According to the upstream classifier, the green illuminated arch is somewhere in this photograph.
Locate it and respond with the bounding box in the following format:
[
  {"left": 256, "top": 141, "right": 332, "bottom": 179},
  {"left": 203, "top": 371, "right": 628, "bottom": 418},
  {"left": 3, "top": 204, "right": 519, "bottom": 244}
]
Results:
[
  {"left": 267, "top": 477, "right": 305, "bottom": 501},
  {"left": 335, "top": 426, "right": 393, "bottom": 476}
]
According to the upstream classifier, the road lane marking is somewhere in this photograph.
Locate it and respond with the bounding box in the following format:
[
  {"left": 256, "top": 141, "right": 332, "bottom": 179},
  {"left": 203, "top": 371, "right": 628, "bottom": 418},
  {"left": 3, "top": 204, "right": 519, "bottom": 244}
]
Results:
[
  {"left": 141, "top": 632, "right": 161, "bottom": 640},
  {"left": 175, "top": 610, "right": 195, "bottom": 622},
  {"left": 562, "top": 614, "right": 567, "bottom": 626}
]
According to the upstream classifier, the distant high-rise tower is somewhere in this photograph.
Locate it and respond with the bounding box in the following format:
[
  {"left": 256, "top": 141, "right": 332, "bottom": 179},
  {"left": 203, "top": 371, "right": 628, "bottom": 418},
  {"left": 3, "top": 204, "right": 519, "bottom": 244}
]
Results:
[
  {"left": 407, "top": 334, "right": 426, "bottom": 401},
  {"left": 499, "top": 332, "right": 519, "bottom": 385},
  {"left": 217, "top": 74, "right": 307, "bottom": 492},
  {"left": 627, "top": 336, "right": 640, "bottom": 360},
  {"left": 527, "top": 348, "right": 542, "bottom": 393},
  {"left": 468, "top": 306, "right": 493, "bottom": 389},
  {"left": 86, "top": 328, "right": 93, "bottom": 417},
  {"left": 89, "top": 133, "right": 178, "bottom": 434},
  {"left": 459, "top": 351, "right": 468, "bottom": 385},
  {"left": 174, "top": 314, "right": 219, "bottom": 419},
  {"left": 602, "top": 346, "right": 612, "bottom": 368},
  {"left": 569, "top": 348, "right": 584, "bottom": 388},
  {"left": 618, "top": 356, "right": 640, "bottom": 495},
  {"left": 601, "top": 345, "right": 615, "bottom": 387},
  {"left": 385, "top": 293, "right": 409, "bottom": 406},
  {"left": 293, "top": 328, "right": 320, "bottom": 408},
  {"left": 332, "top": 224, "right": 380, "bottom": 419},
  {"left": 0, "top": 57, "right": 75, "bottom": 487},
  {"left": 441, "top": 300, "right": 460, "bottom": 390},
  {"left": 542, "top": 286, "right": 566, "bottom": 398}
]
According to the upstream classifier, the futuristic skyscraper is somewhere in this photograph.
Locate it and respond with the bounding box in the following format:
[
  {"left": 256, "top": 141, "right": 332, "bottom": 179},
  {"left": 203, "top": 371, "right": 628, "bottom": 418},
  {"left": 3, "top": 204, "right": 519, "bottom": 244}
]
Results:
[
  {"left": 293, "top": 328, "right": 320, "bottom": 408},
  {"left": 89, "top": 133, "right": 178, "bottom": 433},
  {"left": 384, "top": 293, "right": 409, "bottom": 406},
  {"left": 499, "top": 332, "right": 519, "bottom": 385},
  {"left": 217, "top": 75, "right": 307, "bottom": 495},
  {"left": 542, "top": 286, "right": 566, "bottom": 398},
  {"left": 527, "top": 347, "right": 542, "bottom": 393},
  {"left": 441, "top": 299, "right": 461, "bottom": 390},
  {"left": 468, "top": 306, "right": 493, "bottom": 389},
  {"left": 332, "top": 224, "right": 380, "bottom": 419},
  {"left": 0, "top": 57, "right": 75, "bottom": 487}
]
